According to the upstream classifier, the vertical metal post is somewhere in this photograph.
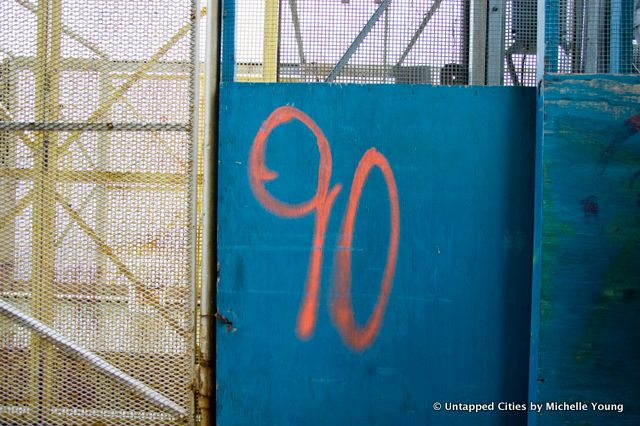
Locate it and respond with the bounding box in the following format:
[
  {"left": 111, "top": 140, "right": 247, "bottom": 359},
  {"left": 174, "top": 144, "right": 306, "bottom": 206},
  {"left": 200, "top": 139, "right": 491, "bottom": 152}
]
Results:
[
  {"left": 611, "top": 0, "right": 623, "bottom": 72},
  {"left": 95, "top": 40, "right": 111, "bottom": 357},
  {"left": 544, "top": 0, "right": 559, "bottom": 72},
  {"left": 30, "top": 0, "right": 51, "bottom": 419},
  {"left": 470, "top": 0, "right": 488, "bottom": 84},
  {"left": 621, "top": 0, "right": 634, "bottom": 72},
  {"left": 537, "top": 0, "right": 546, "bottom": 81},
  {"left": 610, "top": 0, "right": 634, "bottom": 72},
  {"left": 584, "top": 0, "right": 601, "bottom": 72},
  {"left": 221, "top": 0, "right": 236, "bottom": 81},
  {"left": 462, "top": 0, "right": 472, "bottom": 83},
  {"left": 23, "top": 0, "right": 62, "bottom": 417},
  {"left": 93, "top": 9, "right": 114, "bottom": 352},
  {"left": 263, "top": 0, "right": 280, "bottom": 81},
  {"left": 39, "top": 0, "right": 61, "bottom": 411},
  {"left": 486, "top": 0, "right": 506, "bottom": 84},
  {"left": 0, "top": 60, "right": 17, "bottom": 294},
  {"left": 570, "top": 0, "right": 584, "bottom": 73},
  {"left": 199, "top": 0, "right": 221, "bottom": 424}
]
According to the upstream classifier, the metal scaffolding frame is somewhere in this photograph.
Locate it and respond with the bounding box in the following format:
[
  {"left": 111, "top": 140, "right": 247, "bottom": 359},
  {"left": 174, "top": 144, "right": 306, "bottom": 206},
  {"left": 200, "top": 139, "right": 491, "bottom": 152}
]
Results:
[{"left": 1, "top": 0, "right": 202, "bottom": 423}]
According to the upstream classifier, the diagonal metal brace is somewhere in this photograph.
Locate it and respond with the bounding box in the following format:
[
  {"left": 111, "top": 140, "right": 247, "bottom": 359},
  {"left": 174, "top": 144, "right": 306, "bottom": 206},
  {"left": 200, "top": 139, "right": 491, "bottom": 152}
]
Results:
[
  {"left": 288, "top": 0, "right": 306, "bottom": 65},
  {"left": 0, "top": 298, "right": 187, "bottom": 419},
  {"left": 393, "top": 0, "right": 445, "bottom": 71},
  {"left": 53, "top": 191, "right": 189, "bottom": 338},
  {"left": 13, "top": 0, "right": 110, "bottom": 60},
  {"left": 325, "top": 0, "right": 393, "bottom": 82}
]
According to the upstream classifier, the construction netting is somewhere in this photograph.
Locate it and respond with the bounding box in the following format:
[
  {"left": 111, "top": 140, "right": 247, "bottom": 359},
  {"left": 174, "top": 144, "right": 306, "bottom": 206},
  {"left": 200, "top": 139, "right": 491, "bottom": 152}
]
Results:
[
  {"left": 544, "top": 0, "right": 639, "bottom": 73},
  {"left": 1, "top": 0, "right": 199, "bottom": 424},
  {"left": 223, "top": 0, "right": 538, "bottom": 85}
]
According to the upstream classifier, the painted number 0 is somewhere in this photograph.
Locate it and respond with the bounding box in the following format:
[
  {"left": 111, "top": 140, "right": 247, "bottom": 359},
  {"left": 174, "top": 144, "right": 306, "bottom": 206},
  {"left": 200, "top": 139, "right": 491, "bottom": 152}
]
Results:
[{"left": 248, "top": 106, "right": 400, "bottom": 351}]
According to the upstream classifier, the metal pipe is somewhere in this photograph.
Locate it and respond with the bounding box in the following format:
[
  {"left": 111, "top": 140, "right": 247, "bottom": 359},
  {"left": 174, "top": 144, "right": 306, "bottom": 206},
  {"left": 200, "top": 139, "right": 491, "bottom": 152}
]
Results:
[
  {"left": 188, "top": 3, "right": 201, "bottom": 424},
  {"left": 326, "top": 0, "right": 393, "bottom": 82},
  {"left": 0, "top": 298, "right": 187, "bottom": 419},
  {"left": 470, "top": 0, "right": 488, "bottom": 85},
  {"left": 199, "top": 0, "right": 222, "bottom": 424}
]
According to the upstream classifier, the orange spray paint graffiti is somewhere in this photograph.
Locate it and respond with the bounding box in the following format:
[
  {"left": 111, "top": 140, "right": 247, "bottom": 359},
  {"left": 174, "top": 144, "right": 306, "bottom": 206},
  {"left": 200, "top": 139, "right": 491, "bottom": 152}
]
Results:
[
  {"left": 248, "top": 106, "right": 400, "bottom": 351},
  {"left": 332, "top": 148, "right": 400, "bottom": 350}
]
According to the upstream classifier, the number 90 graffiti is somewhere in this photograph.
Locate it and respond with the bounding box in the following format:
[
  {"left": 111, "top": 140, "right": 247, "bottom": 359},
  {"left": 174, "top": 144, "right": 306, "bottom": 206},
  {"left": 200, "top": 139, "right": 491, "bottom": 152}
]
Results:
[{"left": 248, "top": 106, "right": 400, "bottom": 351}]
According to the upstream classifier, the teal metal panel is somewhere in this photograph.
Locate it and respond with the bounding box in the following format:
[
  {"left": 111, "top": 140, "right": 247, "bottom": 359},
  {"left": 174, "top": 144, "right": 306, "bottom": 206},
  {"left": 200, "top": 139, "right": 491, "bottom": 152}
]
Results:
[
  {"left": 533, "top": 74, "right": 640, "bottom": 425},
  {"left": 217, "top": 83, "right": 535, "bottom": 425}
]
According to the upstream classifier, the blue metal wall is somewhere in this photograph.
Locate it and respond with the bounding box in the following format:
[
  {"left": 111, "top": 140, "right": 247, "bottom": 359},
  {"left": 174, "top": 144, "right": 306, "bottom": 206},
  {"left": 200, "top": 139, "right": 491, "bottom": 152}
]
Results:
[
  {"left": 530, "top": 74, "right": 640, "bottom": 426},
  {"left": 217, "top": 83, "right": 535, "bottom": 425}
]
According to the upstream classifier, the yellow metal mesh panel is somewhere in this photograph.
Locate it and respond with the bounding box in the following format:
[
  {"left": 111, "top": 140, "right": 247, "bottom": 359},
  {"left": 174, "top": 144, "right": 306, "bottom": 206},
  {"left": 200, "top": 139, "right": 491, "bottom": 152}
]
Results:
[{"left": 1, "top": 0, "right": 198, "bottom": 424}]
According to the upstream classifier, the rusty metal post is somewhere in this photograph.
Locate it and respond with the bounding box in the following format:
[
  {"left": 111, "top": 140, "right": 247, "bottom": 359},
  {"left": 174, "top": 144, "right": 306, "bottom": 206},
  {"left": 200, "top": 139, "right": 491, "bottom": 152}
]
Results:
[{"left": 199, "top": 0, "right": 221, "bottom": 424}]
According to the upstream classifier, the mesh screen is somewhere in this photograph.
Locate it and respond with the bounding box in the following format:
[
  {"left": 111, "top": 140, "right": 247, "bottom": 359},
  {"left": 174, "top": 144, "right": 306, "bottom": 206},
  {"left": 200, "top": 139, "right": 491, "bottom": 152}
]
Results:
[
  {"left": 1, "top": 1, "right": 198, "bottom": 424},
  {"left": 224, "top": 0, "right": 537, "bottom": 85},
  {"left": 545, "top": 0, "right": 638, "bottom": 73}
]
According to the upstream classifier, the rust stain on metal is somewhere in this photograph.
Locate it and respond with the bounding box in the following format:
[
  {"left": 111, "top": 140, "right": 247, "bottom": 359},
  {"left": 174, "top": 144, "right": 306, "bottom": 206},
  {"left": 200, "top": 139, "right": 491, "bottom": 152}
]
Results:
[{"left": 214, "top": 311, "right": 235, "bottom": 332}]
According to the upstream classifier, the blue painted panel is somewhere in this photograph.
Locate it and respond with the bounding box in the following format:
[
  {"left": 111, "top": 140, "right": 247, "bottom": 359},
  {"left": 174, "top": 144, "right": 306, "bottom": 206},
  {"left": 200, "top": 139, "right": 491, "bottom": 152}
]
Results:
[
  {"left": 217, "top": 83, "right": 535, "bottom": 425},
  {"left": 534, "top": 75, "right": 640, "bottom": 425}
]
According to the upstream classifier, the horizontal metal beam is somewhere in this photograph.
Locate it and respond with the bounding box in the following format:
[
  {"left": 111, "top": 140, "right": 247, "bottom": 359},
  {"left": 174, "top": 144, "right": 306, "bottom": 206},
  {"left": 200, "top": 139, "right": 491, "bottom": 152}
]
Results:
[
  {"left": 0, "top": 290, "right": 187, "bottom": 305},
  {"left": 0, "top": 169, "right": 189, "bottom": 185},
  {"left": 241, "top": 62, "right": 394, "bottom": 81},
  {"left": 0, "top": 298, "right": 187, "bottom": 419},
  {"left": 2, "top": 56, "right": 192, "bottom": 74},
  {"left": 0, "top": 122, "right": 190, "bottom": 132}
]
